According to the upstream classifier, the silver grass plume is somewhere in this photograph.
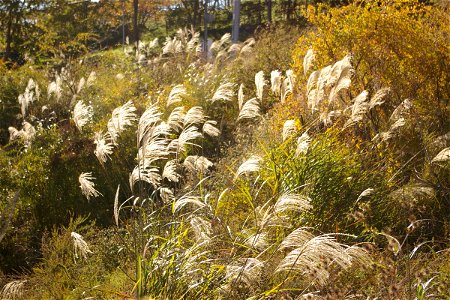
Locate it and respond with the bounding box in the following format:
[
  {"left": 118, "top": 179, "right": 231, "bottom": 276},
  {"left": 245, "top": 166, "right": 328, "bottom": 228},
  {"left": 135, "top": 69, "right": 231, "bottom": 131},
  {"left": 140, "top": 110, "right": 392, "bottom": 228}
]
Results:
[
  {"left": 343, "top": 90, "right": 369, "bottom": 129},
  {"left": 173, "top": 195, "right": 206, "bottom": 213},
  {"left": 203, "top": 120, "right": 221, "bottom": 137},
  {"left": 18, "top": 78, "right": 39, "bottom": 117},
  {"left": 163, "top": 160, "right": 181, "bottom": 182},
  {"left": 167, "top": 84, "right": 187, "bottom": 107},
  {"left": 149, "top": 37, "right": 159, "bottom": 48},
  {"left": 73, "top": 100, "right": 93, "bottom": 132},
  {"left": 244, "top": 232, "right": 269, "bottom": 251},
  {"left": 138, "top": 135, "right": 169, "bottom": 161},
  {"left": 137, "top": 103, "right": 162, "bottom": 146},
  {"left": 167, "top": 106, "right": 186, "bottom": 131},
  {"left": 356, "top": 188, "right": 374, "bottom": 203},
  {"left": 183, "top": 106, "right": 206, "bottom": 127},
  {"left": 372, "top": 117, "right": 406, "bottom": 144},
  {"left": 86, "top": 71, "right": 96, "bottom": 87},
  {"left": 77, "top": 77, "right": 85, "bottom": 94},
  {"left": 295, "top": 132, "right": 311, "bottom": 157},
  {"left": 71, "top": 231, "right": 93, "bottom": 260},
  {"left": 94, "top": 132, "right": 114, "bottom": 164},
  {"left": 271, "top": 70, "right": 282, "bottom": 96},
  {"left": 276, "top": 232, "right": 360, "bottom": 286},
  {"left": 129, "top": 160, "right": 161, "bottom": 190},
  {"left": 286, "top": 70, "right": 296, "bottom": 90},
  {"left": 282, "top": 120, "right": 297, "bottom": 141},
  {"left": 279, "top": 227, "right": 315, "bottom": 250},
  {"left": 237, "top": 98, "right": 261, "bottom": 121},
  {"left": 303, "top": 48, "right": 315, "bottom": 75},
  {"left": 8, "top": 122, "right": 36, "bottom": 146},
  {"left": 307, "top": 65, "right": 331, "bottom": 112},
  {"left": 1, "top": 280, "right": 27, "bottom": 300},
  {"left": 274, "top": 193, "right": 312, "bottom": 214},
  {"left": 328, "top": 55, "right": 353, "bottom": 105},
  {"left": 107, "top": 101, "right": 137, "bottom": 142},
  {"left": 431, "top": 147, "right": 450, "bottom": 163},
  {"left": 190, "top": 216, "right": 213, "bottom": 242},
  {"left": 210, "top": 33, "right": 231, "bottom": 54},
  {"left": 211, "top": 82, "right": 235, "bottom": 104},
  {"left": 281, "top": 76, "right": 292, "bottom": 103},
  {"left": 235, "top": 155, "right": 262, "bottom": 179},
  {"left": 369, "top": 87, "right": 390, "bottom": 109},
  {"left": 240, "top": 37, "right": 255, "bottom": 55},
  {"left": 162, "top": 36, "right": 183, "bottom": 54},
  {"left": 150, "top": 121, "right": 171, "bottom": 138},
  {"left": 114, "top": 185, "right": 120, "bottom": 227},
  {"left": 389, "top": 99, "right": 413, "bottom": 123},
  {"left": 227, "top": 43, "right": 242, "bottom": 56},
  {"left": 429, "top": 132, "right": 450, "bottom": 150},
  {"left": 184, "top": 155, "right": 214, "bottom": 174},
  {"left": 47, "top": 74, "right": 63, "bottom": 101},
  {"left": 255, "top": 71, "right": 266, "bottom": 101},
  {"left": 79, "top": 172, "right": 102, "bottom": 200},
  {"left": 187, "top": 32, "right": 200, "bottom": 52},
  {"left": 159, "top": 187, "right": 175, "bottom": 204},
  {"left": 238, "top": 83, "right": 245, "bottom": 110},
  {"left": 168, "top": 125, "right": 203, "bottom": 154},
  {"left": 186, "top": 154, "right": 213, "bottom": 175},
  {"left": 320, "top": 110, "right": 342, "bottom": 127},
  {"left": 225, "top": 258, "right": 264, "bottom": 287}
]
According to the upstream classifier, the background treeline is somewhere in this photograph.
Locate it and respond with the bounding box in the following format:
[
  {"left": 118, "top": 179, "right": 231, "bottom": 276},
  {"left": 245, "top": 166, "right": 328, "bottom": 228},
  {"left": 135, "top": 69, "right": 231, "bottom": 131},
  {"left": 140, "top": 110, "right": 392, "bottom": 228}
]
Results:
[{"left": 0, "top": 0, "right": 352, "bottom": 65}]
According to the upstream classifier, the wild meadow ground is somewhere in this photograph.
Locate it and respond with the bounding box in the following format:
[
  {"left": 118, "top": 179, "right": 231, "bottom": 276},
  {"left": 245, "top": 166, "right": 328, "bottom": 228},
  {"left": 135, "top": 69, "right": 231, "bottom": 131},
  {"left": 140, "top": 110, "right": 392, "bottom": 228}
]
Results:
[{"left": 0, "top": 1, "right": 449, "bottom": 299}]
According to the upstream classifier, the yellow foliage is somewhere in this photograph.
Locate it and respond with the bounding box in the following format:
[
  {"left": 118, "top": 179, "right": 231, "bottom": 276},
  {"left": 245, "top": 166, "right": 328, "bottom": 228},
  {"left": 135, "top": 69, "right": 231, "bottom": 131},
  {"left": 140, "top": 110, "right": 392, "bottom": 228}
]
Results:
[{"left": 293, "top": 0, "right": 450, "bottom": 129}]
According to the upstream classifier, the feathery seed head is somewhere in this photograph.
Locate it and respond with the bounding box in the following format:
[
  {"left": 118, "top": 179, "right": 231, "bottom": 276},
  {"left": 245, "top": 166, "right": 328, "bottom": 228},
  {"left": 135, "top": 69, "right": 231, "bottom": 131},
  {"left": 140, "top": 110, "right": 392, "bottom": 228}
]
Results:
[
  {"left": 235, "top": 155, "right": 262, "bottom": 179},
  {"left": 184, "top": 155, "right": 214, "bottom": 174},
  {"left": 183, "top": 106, "right": 206, "bottom": 127},
  {"left": 274, "top": 193, "right": 312, "bottom": 214},
  {"left": 255, "top": 71, "right": 266, "bottom": 100},
  {"left": 163, "top": 160, "right": 181, "bottom": 182},
  {"left": 432, "top": 147, "right": 450, "bottom": 163},
  {"left": 167, "top": 106, "right": 186, "bottom": 131},
  {"left": 94, "top": 132, "right": 114, "bottom": 164},
  {"left": 159, "top": 187, "right": 175, "bottom": 204},
  {"left": 138, "top": 103, "right": 162, "bottom": 145},
  {"left": 108, "top": 101, "right": 137, "bottom": 141},
  {"left": 343, "top": 90, "right": 369, "bottom": 129},
  {"left": 303, "top": 48, "right": 315, "bottom": 75},
  {"left": 238, "top": 83, "right": 245, "bottom": 110},
  {"left": 129, "top": 160, "right": 161, "bottom": 191},
  {"left": 369, "top": 87, "right": 390, "bottom": 109},
  {"left": 1, "top": 280, "right": 27, "bottom": 300},
  {"left": 211, "top": 82, "right": 235, "bottom": 103},
  {"left": 295, "top": 132, "right": 311, "bottom": 157},
  {"left": 237, "top": 98, "right": 261, "bottom": 122},
  {"left": 79, "top": 172, "right": 102, "bottom": 200},
  {"left": 167, "top": 84, "right": 187, "bottom": 107},
  {"left": 71, "top": 231, "right": 93, "bottom": 260},
  {"left": 173, "top": 195, "right": 205, "bottom": 213},
  {"left": 202, "top": 120, "right": 221, "bottom": 137},
  {"left": 271, "top": 70, "right": 282, "bottom": 96},
  {"left": 73, "top": 100, "right": 93, "bottom": 132},
  {"left": 282, "top": 120, "right": 297, "bottom": 141}
]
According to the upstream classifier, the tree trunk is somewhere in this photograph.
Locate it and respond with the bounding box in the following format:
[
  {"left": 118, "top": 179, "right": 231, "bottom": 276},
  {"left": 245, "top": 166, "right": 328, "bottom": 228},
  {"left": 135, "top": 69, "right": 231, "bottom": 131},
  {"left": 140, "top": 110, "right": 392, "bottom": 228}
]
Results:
[
  {"left": 133, "top": 0, "right": 139, "bottom": 49},
  {"left": 266, "top": 0, "right": 272, "bottom": 24},
  {"left": 231, "top": 0, "right": 240, "bottom": 43},
  {"left": 193, "top": 0, "right": 199, "bottom": 28}
]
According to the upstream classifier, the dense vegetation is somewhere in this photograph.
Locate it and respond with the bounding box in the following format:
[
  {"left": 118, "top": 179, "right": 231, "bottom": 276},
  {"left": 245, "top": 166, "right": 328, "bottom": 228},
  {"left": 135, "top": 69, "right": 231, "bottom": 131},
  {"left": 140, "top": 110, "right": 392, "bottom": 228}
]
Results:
[{"left": 1, "top": 0, "right": 449, "bottom": 299}]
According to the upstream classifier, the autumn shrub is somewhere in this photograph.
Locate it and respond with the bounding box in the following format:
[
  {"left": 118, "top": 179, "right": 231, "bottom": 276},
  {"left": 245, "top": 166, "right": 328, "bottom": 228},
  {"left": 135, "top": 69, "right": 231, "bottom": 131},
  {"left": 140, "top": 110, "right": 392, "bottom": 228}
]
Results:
[{"left": 293, "top": 0, "right": 450, "bottom": 130}]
